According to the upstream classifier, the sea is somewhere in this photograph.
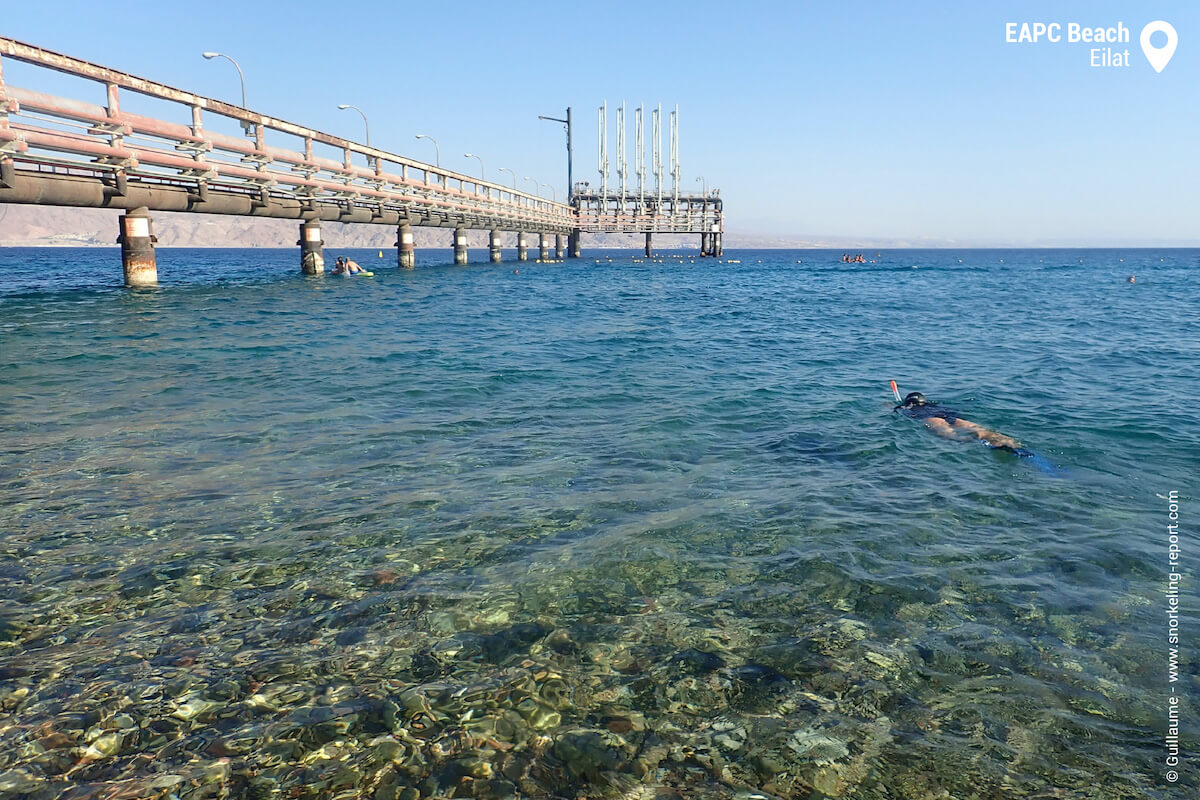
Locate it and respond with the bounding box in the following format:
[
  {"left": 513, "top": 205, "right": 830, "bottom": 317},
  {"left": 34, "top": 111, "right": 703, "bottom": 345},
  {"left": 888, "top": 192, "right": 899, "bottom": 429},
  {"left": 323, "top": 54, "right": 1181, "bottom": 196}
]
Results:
[{"left": 0, "top": 246, "right": 1196, "bottom": 799}]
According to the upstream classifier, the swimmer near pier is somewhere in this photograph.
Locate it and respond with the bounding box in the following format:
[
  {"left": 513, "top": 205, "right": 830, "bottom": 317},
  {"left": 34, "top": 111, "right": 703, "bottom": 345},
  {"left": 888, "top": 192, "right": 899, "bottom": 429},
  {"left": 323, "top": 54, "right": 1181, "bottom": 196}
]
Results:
[{"left": 0, "top": 38, "right": 723, "bottom": 285}]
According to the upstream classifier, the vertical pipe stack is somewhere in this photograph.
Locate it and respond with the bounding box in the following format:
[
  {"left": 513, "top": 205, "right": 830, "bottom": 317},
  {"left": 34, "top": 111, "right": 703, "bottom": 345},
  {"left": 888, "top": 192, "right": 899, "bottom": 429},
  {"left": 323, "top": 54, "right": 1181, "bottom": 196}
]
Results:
[
  {"left": 396, "top": 222, "right": 415, "bottom": 269},
  {"left": 299, "top": 219, "right": 324, "bottom": 274},
  {"left": 119, "top": 207, "right": 157, "bottom": 286}
]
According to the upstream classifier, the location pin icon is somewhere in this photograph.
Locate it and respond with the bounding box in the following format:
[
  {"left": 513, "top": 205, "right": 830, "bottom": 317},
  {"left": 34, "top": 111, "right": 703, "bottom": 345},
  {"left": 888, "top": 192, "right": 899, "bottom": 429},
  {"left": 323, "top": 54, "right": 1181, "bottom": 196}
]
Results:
[{"left": 1140, "top": 20, "right": 1178, "bottom": 73}]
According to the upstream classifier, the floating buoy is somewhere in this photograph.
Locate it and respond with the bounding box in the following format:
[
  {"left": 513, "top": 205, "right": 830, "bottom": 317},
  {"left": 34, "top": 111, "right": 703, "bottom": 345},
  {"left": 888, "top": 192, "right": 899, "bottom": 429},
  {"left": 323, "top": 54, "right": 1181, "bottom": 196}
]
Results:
[{"left": 378, "top": 250, "right": 383, "bottom": 258}]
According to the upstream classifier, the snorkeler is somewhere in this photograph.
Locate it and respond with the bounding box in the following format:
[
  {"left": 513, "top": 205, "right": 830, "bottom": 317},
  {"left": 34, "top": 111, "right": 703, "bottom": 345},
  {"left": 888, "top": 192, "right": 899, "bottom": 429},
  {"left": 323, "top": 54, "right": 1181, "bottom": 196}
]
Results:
[{"left": 893, "top": 388, "right": 1031, "bottom": 456}]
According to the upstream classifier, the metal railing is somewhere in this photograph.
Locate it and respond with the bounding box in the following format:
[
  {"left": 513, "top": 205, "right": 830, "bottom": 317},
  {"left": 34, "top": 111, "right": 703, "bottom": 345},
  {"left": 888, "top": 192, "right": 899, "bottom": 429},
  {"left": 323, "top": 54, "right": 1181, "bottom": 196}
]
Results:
[
  {"left": 572, "top": 191, "right": 723, "bottom": 234},
  {"left": 0, "top": 37, "right": 572, "bottom": 233}
]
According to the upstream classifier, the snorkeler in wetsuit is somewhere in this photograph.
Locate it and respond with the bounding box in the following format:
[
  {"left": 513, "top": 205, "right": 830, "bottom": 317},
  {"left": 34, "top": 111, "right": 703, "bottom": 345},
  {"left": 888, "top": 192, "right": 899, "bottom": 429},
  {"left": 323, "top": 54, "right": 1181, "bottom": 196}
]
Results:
[{"left": 895, "top": 392, "right": 1032, "bottom": 456}]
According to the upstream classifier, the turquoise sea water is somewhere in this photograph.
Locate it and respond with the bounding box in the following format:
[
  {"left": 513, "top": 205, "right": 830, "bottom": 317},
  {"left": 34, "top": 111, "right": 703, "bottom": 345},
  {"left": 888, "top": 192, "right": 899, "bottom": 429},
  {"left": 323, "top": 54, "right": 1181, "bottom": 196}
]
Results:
[{"left": 0, "top": 246, "right": 1196, "bottom": 799}]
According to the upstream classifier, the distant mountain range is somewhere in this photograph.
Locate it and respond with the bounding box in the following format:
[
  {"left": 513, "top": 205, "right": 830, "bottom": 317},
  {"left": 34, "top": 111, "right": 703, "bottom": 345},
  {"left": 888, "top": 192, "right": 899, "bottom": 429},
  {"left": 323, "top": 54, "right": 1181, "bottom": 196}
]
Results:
[
  {"left": 5, "top": 206, "right": 1193, "bottom": 249},
  {"left": 0, "top": 206, "right": 960, "bottom": 250}
]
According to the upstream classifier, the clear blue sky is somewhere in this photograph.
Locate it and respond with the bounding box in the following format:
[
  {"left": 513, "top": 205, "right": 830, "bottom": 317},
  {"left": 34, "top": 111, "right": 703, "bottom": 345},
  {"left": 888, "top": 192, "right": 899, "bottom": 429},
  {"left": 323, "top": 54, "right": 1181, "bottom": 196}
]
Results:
[{"left": 3, "top": 1, "right": 1198, "bottom": 244}]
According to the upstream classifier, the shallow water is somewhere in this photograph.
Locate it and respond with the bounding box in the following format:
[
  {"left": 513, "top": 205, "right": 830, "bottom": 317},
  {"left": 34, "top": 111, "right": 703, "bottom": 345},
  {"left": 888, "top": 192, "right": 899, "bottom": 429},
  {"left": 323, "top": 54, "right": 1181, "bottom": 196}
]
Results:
[{"left": 0, "top": 246, "right": 1196, "bottom": 799}]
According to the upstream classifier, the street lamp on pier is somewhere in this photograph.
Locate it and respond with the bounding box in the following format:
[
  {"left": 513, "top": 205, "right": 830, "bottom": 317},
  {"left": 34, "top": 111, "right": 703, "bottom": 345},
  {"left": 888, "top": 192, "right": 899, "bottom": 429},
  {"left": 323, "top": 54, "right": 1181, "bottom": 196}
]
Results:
[
  {"left": 463, "top": 153, "right": 485, "bottom": 179},
  {"left": 537, "top": 108, "right": 573, "bottom": 202},
  {"left": 415, "top": 134, "right": 440, "bottom": 167},
  {"left": 337, "top": 104, "right": 370, "bottom": 146},
  {"left": 202, "top": 51, "right": 252, "bottom": 133},
  {"left": 201, "top": 52, "right": 246, "bottom": 107},
  {"left": 497, "top": 167, "right": 517, "bottom": 188}
]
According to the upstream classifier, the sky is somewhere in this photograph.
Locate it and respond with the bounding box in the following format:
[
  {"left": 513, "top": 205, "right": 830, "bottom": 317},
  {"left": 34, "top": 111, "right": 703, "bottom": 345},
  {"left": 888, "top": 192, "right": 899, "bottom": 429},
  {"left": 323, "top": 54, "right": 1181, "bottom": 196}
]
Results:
[{"left": 3, "top": 0, "right": 1199, "bottom": 245}]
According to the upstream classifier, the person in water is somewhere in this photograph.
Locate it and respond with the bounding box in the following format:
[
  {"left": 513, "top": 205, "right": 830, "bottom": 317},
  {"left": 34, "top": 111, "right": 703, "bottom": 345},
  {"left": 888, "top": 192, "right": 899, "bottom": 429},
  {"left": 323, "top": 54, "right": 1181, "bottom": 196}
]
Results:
[
  {"left": 332, "top": 256, "right": 363, "bottom": 275},
  {"left": 895, "top": 392, "right": 1030, "bottom": 455}
]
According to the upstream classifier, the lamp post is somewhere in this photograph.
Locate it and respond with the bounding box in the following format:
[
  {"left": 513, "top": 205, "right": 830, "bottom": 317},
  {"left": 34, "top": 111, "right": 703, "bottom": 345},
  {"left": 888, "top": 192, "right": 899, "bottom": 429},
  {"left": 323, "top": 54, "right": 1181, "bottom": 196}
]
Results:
[
  {"left": 463, "top": 153, "right": 485, "bottom": 179},
  {"left": 523, "top": 176, "right": 539, "bottom": 195},
  {"left": 202, "top": 52, "right": 251, "bottom": 134},
  {"left": 201, "top": 52, "right": 246, "bottom": 107},
  {"left": 497, "top": 167, "right": 517, "bottom": 188},
  {"left": 415, "top": 134, "right": 440, "bottom": 167},
  {"left": 540, "top": 183, "right": 556, "bottom": 202},
  {"left": 337, "top": 104, "right": 370, "bottom": 146},
  {"left": 696, "top": 175, "right": 707, "bottom": 196},
  {"left": 538, "top": 108, "right": 573, "bottom": 202}
]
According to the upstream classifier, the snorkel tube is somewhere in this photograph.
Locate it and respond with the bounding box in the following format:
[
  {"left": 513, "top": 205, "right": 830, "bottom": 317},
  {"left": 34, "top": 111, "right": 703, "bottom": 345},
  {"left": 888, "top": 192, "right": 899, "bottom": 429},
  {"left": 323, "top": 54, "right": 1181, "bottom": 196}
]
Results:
[{"left": 890, "top": 380, "right": 903, "bottom": 404}]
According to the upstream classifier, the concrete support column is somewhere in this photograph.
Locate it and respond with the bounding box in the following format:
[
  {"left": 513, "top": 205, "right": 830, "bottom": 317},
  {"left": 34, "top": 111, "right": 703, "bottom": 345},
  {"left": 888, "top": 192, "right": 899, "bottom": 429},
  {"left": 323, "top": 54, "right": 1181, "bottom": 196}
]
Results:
[
  {"left": 489, "top": 229, "right": 503, "bottom": 263},
  {"left": 700, "top": 232, "right": 710, "bottom": 257},
  {"left": 538, "top": 233, "right": 550, "bottom": 261},
  {"left": 569, "top": 229, "right": 581, "bottom": 258},
  {"left": 517, "top": 232, "right": 528, "bottom": 261},
  {"left": 555, "top": 234, "right": 565, "bottom": 260},
  {"left": 299, "top": 219, "right": 324, "bottom": 274},
  {"left": 644, "top": 232, "right": 654, "bottom": 259},
  {"left": 453, "top": 227, "right": 468, "bottom": 265},
  {"left": 713, "top": 233, "right": 723, "bottom": 258},
  {"left": 396, "top": 222, "right": 415, "bottom": 269},
  {"left": 119, "top": 207, "right": 157, "bottom": 286}
]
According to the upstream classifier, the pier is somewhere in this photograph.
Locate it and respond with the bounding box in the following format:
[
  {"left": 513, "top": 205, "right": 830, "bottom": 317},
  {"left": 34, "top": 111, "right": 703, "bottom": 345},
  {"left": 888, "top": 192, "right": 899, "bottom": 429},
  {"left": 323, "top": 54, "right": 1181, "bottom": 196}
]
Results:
[{"left": 0, "top": 38, "right": 724, "bottom": 285}]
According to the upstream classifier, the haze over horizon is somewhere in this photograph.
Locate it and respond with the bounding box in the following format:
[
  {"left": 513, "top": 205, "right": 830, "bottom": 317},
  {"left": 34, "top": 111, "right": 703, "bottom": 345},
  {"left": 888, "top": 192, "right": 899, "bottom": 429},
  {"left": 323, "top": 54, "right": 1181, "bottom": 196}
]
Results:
[{"left": 2, "top": 0, "right": 1197, "bottom": 246}]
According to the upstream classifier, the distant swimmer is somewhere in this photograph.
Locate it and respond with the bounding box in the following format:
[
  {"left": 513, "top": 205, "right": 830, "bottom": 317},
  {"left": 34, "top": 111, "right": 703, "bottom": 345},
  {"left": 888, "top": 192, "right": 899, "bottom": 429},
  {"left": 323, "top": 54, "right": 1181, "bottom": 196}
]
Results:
[
  {"left": 891, "top": 385, "right": 1031, "bottom": 456},
  {"left": 1128, "top": 274, "right": 1136, "bottom": 283}
]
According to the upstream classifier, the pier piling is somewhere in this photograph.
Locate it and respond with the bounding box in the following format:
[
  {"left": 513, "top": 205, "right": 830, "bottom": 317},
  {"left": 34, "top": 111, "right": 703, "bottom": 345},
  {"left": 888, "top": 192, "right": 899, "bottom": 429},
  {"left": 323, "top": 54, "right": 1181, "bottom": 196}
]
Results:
[
  {"left": 489, "top": 229, "right": 502, "bottom": 263},
  {"left": 299, "top": 219, "right": 324, "bottom": 274},
  {"left": 396, "top": 222, "right": 415, "bottom": 269},
  {"left": 539, "top": 233, "right": 550, "bottom": 261},
  {"left": 119, "top": 207, "right": 157, "bottom": 286},
  {"left": 453, "top": 227, "right": 468, "bottom": 265},
  {"left": 569, "top": 230, "right": 581, "bottom": 258},
  {"left": 644, "top": 232, "right": 653, "bottom": 259},
  {"left": 555, "top": 234, "right": 565, "bottom": 259},
  {"left": 517, "top": 233, "right": 528, "bottom": 261}
]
